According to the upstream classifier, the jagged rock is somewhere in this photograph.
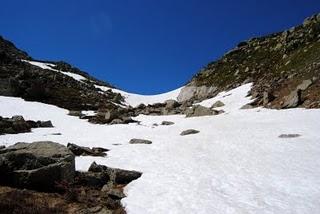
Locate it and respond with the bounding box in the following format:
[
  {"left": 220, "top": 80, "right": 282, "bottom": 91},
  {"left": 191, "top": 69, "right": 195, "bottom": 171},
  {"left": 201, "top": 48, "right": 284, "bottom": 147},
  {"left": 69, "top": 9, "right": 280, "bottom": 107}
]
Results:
[
  {"left": 129, "top": 138, "right": 152, "bottom": 144},
  {"left": 161, "top": 121, "right": 175, "bottom": 126},
  {"left": 88, "top": 162, "right": 142, "bottom": 185},
  {"left": 279, "top": 134, "right": 301, "bottom": 138},
  {"left": 0, "top": 141, "right": 75, "bottom": 192},
  {"left": 67, "top": 143, "right": 108, "bottom": 157},
  {"left": 180, "top": 129, "right": 200, "bottom": 136},
  {"left": 211, "top": 100, "right": 225, "bottom": 108},
  {"left": 185, "top": 105, "right": 219, "bottom": 117}
]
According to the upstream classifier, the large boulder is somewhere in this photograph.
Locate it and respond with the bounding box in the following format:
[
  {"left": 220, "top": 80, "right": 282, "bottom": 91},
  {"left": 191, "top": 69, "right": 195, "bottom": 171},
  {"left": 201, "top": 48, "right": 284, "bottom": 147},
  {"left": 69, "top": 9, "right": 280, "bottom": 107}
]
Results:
[
  {"left": 0, "top": 141, "right": 75, "bottom": 192},
  {"left": 177, "top": 85, "right": 217, "bottom": 102}
]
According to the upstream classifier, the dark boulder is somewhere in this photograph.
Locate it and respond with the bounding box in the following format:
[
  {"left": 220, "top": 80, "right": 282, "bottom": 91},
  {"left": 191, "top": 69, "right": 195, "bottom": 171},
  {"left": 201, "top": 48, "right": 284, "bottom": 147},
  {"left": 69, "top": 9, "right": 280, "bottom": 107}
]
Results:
[
  {"left": 67, "top": 143, "right": 109, "bottom": 157},
  {"left": 0, "top": 141, "right": 75, "bottom": 192},
  {"left": 89, "top": 162, "right": 142, "bottom": 185}
]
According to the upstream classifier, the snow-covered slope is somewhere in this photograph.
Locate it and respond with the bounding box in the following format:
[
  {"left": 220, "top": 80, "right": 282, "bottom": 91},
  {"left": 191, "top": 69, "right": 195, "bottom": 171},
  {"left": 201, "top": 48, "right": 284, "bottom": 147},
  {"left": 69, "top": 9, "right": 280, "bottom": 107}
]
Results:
[
  {"left": 24, "top": 60, "right": 183, "bottom": 107},
  {"left": 95, "top": 85, "right": 183, "bottom": 107},
  {"left": 1, "top": 84, "right": 320, "bottom": 214}
]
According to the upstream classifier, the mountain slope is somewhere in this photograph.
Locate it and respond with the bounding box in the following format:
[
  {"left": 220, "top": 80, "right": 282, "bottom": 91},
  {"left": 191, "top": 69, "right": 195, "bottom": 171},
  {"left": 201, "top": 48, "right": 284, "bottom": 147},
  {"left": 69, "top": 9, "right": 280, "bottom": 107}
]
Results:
[{"left": 182, "top": 13, "right": 320, "bottom": 108}]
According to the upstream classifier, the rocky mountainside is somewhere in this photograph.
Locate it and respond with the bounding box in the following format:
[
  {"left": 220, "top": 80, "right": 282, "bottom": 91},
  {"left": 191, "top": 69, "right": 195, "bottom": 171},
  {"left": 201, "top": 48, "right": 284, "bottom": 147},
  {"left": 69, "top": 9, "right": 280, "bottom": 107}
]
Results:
[
  {"left": 182, "top": 13, "right": 320, "bottom": 109},
  {"left": 0, "top": 35, "right": 122, "bottom": 111}
]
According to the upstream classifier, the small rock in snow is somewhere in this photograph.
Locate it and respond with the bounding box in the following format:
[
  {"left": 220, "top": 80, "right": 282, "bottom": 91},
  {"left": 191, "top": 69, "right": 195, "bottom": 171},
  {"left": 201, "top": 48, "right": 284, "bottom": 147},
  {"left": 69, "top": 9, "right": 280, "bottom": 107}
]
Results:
[
  {"left": 180, "top": 129, "right": 200, "bottom": 136},
  {"left": 279, "top": 134, "right": 301, "bottom": 138},
  {"left": 161, "top": 121, "right": 175, "bottom": 126},
  {"left": 129, "top": 138, "right": 152, "bottom": 144}
]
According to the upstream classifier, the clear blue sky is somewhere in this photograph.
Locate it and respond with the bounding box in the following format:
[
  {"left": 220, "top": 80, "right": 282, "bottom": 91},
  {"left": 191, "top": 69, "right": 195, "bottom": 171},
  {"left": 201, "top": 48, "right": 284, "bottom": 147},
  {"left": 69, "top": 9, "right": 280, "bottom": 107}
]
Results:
[{"left": 1, "top": 0, "right": 319, "bottom": 94}]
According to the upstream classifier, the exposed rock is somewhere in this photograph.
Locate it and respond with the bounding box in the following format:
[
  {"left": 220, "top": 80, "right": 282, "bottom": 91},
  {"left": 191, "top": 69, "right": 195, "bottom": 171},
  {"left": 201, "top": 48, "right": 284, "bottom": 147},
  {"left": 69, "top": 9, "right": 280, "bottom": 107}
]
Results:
[
  {"left": 279, "top": 134, "right": 301, "bottom": 138},
  {"left": 180, "top": 129, "right": 200, "bottom": 136},
  {"left": 75, "top": 171, "right": 110, "bottom": 188},
  {"left": 0, "top": 116, "right": 54, "bottom": 135},
  {"left": 89, "top": 162, "right": 142, "bottom": 185},
  {"left": 68, "top": 110, "right": 84, "bottom": 117},
  {"left": 177, "top": 86, "right": 217, "bottom": 103},
  {"left": 240, "top": 104, "right": 254, "bottom": 109},
  {"left": 282, "top": 79, "right": 313, "bottom": 108},
  {"left": 161, "top": 121, "right": 175, "bottom": 126},
  {"left": 0, "top": 141, "right": 75, "bottom": 192},
  {"left": 185, "top": 105, "right": 219, "bottom": 117},
  {"left": 165, "top": 99, "right": 180, "bottom": 109},
  {"left": 129, "top": 138, "right": 152, "bottom": 144},
  {"left": 67, "top": 143, "right": 109, "bottom": 157},
  {"left": 282, "top": 90, "right": 301, "bottom": 108},
  {"left": 0, "top": 146, "right": 5, "bottom": 150},
  {"left": 38, "top": 120, "right": 53, "bottom": 128},
  {"left": 211, "top": 100, "right": 225, "bottom": 108},
  {"left": 296, "top": 79, "right": 312, "bottom": 91}
]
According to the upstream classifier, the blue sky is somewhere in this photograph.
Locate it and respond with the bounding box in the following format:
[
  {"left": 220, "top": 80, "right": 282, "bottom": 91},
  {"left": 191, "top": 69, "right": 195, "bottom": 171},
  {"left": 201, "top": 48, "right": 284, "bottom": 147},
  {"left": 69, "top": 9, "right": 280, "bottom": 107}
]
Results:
[{"left": 1, "top": 0, "right": 320, "bottom": 94}]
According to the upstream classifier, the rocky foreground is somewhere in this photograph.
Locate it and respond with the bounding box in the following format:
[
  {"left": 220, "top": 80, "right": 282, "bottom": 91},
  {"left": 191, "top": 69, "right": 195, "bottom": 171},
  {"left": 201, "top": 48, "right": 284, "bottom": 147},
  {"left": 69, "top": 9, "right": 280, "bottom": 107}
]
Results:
[{"left": 0, "top": 141, "right": 141, "bottom": 213}]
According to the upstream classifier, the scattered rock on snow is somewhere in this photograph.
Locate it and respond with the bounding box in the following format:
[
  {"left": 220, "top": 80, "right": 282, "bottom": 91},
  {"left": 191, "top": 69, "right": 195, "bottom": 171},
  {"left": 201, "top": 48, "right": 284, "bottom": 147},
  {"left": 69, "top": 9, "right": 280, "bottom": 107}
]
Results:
[
  {"left": 279, "top": 134, "right": 301, "bottom": 138},
  {"left": 161, "top": 121, "right": 175, "bottom": 126},
  {"left": 180, "top": 129, "right": 200, "bottom": 136},
  {"left": 67, "top": 143, "right": 109, "bottom": 157},
  {"left": 129, "top": 138, "right": 152, "bottom": 144},
  {"left": 0, "top": 141, "right": 75, "bottom": 192}
]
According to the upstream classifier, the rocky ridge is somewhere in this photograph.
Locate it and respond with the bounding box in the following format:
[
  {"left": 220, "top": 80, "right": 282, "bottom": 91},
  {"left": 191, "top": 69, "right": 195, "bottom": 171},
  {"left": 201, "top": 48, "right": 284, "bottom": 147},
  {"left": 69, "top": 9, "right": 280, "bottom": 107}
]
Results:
[{"left": 184, "top": 13, "right": 320, "bottom": 109}]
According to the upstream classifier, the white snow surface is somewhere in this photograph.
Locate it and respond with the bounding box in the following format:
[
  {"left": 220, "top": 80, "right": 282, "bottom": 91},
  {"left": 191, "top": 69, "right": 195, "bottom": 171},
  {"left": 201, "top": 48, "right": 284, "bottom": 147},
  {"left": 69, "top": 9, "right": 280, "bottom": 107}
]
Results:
[
  {"left": 1, "top": 84, "right": 320, "bottom": 214},
  {"left": 95, "top": 85, "right": 183, "bottom": 107},
  {"left": 23, "top": 60, "right": 87, "bottom": 81}
]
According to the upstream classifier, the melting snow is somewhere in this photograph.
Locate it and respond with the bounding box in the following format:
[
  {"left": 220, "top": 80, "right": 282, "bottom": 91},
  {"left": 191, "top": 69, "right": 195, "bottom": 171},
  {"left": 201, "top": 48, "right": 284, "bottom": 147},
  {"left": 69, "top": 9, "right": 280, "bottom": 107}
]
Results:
[{"left": 0, "top": 84, "right": 320, "bottom": 214}]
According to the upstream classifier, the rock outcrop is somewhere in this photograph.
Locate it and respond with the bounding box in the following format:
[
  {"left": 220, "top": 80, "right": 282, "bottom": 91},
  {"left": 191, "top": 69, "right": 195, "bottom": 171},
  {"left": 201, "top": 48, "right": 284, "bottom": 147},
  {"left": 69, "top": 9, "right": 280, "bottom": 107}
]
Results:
[
  {"left": 0, "top": 115, "right": 53, "bottom": 135},
  {"left": 0, "top": 141, "right": 75, "bottom": 192}
]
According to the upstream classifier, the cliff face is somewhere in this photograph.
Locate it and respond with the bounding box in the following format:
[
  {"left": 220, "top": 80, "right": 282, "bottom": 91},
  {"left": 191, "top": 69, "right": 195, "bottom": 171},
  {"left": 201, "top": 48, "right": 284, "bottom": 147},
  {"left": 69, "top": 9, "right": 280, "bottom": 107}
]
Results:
[{"left": 185, "top": 13, "right": 320, "bottom": 108}]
